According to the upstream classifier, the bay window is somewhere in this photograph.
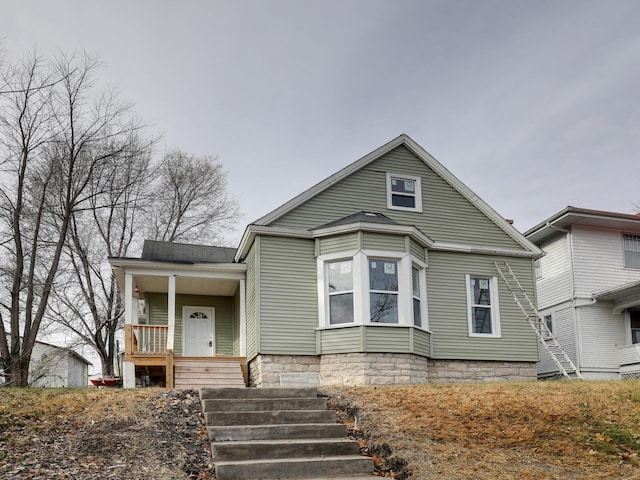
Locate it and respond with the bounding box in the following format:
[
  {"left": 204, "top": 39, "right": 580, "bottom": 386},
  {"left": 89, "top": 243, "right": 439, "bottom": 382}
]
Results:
[{"left": 321, "top": 252, "right": 427, "bottom": 328}]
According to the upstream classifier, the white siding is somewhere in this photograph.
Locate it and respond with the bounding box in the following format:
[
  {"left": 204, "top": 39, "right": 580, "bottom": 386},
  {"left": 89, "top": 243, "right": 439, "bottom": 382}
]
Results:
[
  {"left": 578, "top": 302, "right": 626, "bottom": 371},
  {"left": 537, "top": 303, "right": 577, "bottom": 376},
  {"left": 537, "top": 234, "right": 573, "bottom": 309},
  {"left": 572, "top": 226, "right": 640, "bottom": 298}
]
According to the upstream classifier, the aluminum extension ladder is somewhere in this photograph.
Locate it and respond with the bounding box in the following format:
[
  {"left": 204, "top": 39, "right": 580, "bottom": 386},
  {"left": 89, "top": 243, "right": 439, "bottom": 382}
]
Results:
[{"left": 494, "top": 261, "right": 583, "bottom": 380}]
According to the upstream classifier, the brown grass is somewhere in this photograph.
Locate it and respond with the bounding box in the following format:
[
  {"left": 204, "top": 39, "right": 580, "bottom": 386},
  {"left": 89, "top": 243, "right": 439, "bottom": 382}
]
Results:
[{"left": 324, "top": 380, "right": 640, "bottom": 480}]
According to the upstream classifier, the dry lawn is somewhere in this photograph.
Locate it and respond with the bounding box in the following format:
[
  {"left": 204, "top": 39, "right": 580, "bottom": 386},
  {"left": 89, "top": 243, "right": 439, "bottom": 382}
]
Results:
[{"left": 324, "top": 380, "right": 640, "bottom": 480}]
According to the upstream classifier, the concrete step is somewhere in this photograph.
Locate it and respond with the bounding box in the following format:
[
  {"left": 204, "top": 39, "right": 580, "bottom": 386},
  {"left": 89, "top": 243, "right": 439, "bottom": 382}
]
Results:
[
  {"left": 202, "top": 397, "right": 327, "bottom": 413},
  {"left": 212, "top": 438, "right": 360, "bottom": 461},
  {"left": 207, "top": 423, "right": 348, "bottom": 442},
  {"left": 214, "top": 455, "right": 373, "bottom": 480},
  {"left": 200, "top": 387, "right": 318, "bottom": 400},
  {"left": 206, "top": 409, "right": 336, "bottom": 426}
]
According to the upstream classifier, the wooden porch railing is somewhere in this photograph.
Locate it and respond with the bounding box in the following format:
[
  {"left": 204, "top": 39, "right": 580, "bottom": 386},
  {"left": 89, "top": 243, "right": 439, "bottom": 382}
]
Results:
[{"left": 125, "top": 324, "right": 169, "bottom": 356}]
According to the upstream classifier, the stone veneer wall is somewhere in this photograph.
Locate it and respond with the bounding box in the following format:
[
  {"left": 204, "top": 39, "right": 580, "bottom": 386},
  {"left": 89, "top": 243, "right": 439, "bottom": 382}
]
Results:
[
  {"left": 249, "top": 353, "right": 537, "bottom": 387},
  {"left": 248, "top": 354, "right": 321, "bottom": 388},
  {"left": 320, "top": 353, "right": 430, "bottom": 386},
  {"left": 427, "top": 359, "right": 537, "bottom": 383}
]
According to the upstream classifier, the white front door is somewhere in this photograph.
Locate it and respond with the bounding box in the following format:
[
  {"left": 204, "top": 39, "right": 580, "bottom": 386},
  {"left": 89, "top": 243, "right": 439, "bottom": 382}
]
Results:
[{"left": 183, "top": 306, "right": 215, "bottom": 356}]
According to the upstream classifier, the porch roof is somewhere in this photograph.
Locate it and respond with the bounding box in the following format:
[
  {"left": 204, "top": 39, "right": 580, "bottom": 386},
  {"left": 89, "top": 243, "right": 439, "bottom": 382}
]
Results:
[
  {"left": 109, "top": 257, "right": 246, "bottom": 296},
  {"left": 594, "top": 280, "right": 640, "bottom": 314}
]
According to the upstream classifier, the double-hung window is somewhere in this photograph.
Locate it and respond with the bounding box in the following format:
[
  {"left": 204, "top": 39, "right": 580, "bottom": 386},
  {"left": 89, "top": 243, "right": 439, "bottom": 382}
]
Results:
[
  {"left": 623, "top": 234, "right": 640, "bottom": 269},
  {"left": 328, "top": 260, "right": 354, "bottom": 324},
  {"left": 412, "top": 266, "right": 422, "bottom": 327},
  {"left": 386, "top": 173, "right": 422, "bottom": 212},
  {"left": 466, "top": 275, "right": 501, "bottom": 337},
  {"left": 369, "top": 259, "right": 399, "bottom": 323}
]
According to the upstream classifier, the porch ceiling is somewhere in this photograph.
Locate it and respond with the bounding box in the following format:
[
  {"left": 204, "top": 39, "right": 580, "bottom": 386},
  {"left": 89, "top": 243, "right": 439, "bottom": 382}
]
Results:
[{"left": 134, "top": 275, "right": 239, "bottom": 296}]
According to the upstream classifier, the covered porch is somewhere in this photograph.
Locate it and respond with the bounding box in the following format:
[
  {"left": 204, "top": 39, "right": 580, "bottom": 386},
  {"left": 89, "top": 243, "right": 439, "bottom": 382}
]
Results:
[
  {"left": 594, "top": 280, "right": 640, "bottom": 378},
  {"left": 111, "top": 252, "right": 248, "bottom": 388}
]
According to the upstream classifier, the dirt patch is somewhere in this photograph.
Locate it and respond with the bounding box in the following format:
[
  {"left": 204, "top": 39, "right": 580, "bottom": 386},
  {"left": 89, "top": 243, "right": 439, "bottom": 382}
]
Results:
[{"left": 0, "top": 388, "right": 214, "bottom": 480}]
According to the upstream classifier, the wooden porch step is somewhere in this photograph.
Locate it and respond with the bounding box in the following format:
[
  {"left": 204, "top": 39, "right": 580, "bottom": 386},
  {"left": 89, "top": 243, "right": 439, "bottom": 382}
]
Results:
[{"left": 174, "top": 359, "right": 245, "bottom": 389}]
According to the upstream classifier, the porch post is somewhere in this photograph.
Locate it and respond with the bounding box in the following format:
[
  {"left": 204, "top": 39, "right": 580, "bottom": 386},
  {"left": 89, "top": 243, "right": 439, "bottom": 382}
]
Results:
[
  {"left": 239, "top": 278, "right": 247, "bottom": 357},
  {"left": 167, "top": 275, "right": 176, "bottom": 351},
  {"left": 123, "top": 272, "right": 136, "bottom": 388}
]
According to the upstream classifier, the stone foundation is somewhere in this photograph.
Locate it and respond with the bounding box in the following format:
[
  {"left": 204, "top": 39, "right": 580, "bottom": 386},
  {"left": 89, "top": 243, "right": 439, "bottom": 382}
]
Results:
[
  {"left": 427, "top": 359, "right": 537, "bottom": 383},
  {"left": 248, "top": 354, "right": 321, "bottom": 388},
  {"left": 248, "top": 354, "right": 537, "bottom": 387},
  {"left": 320, "top": 352, "right": 430, "bottom": 386}
]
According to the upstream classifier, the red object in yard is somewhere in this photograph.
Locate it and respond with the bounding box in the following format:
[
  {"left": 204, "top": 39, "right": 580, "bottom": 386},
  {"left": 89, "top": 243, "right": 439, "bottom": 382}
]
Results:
[{"left": 90, "top": 377, "right": 120, "bottom": 387}]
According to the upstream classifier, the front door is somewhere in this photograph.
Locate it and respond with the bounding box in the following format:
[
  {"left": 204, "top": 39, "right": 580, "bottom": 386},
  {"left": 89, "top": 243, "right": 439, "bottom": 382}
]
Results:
[{"left": 183, "top": 306, "right": 215, "bottom": 356}]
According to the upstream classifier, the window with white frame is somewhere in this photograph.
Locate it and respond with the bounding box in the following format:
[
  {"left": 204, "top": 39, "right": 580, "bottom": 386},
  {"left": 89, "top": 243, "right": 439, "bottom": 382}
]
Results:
[
  {"left": 327, "top": 260, "right": 354, "bottom": 324},
  {"left": 386, "top": 173, "right": 422, "bottom": 212},
  {"left": 466, "top": 275, "right": 501, "bottom": 337},
  {"left": 369, "top": 259, "right": 399, "bottom": 323},
  {"left": 623, "top": 234, "right": 640, "bottom": 269},
  {"left": 412, "top": 266, "right": 422, "bottom": 327},
  {"left": 320, "top": 252, "right": 427, "bottom": 328}
]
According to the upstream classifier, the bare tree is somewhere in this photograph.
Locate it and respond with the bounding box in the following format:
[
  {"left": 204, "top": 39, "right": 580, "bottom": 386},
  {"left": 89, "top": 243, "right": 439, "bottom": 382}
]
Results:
[
  {"left": 49, "top": 136, "right": 151, "bottom": 376},
  {"left": 146, "top": 150, "right": 240, "bottom": 244},
  {"left": 0, "top": 52, "right": 145, "bottom": 386}
]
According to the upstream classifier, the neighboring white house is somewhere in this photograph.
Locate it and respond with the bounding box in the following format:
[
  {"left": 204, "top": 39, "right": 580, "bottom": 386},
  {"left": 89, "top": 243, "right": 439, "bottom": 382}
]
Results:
[
  {"left": 1, "top": 336, "right": 91, "bottom": 387},
  {"left": 526, "top": 207, "right": 640, "bottom": 379}
]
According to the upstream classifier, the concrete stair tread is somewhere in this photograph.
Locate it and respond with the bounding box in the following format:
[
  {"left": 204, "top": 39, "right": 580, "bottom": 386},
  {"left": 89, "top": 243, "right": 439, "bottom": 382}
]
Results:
[
  {"left": 214, "top": 454, "right": 370, "bottom": 466},
  {"left": 214, "top": 438, "right": 356, "bottom": 446}
]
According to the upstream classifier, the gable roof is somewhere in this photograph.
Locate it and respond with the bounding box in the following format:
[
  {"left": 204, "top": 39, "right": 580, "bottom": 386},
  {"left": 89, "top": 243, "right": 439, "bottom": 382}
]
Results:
[
  {"left": 251, "top": 134, "right": 540, "bottom": 255},
  {"left": 141, "top": 240, "right": 236, "bottom": 264},
  {"left": 525, "top": 206, "right": 640, "bottom": 244}
]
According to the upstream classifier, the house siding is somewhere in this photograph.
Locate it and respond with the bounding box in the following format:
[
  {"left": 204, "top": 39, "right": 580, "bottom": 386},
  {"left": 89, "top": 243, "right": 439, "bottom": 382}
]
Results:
[
  {"left": 537, "top": 302, "right": 577, "bottom": 376},
  {"left": 410, "top": 238, "right": 426, "bottom": 263},
  {"left": 572, "top": 226, "right": 640, "bottom": 298},
  {"left": 270, "top": 145, "right": 521, "bottom": 250},
  {"left": 318, "top": 233, "right": 359, "bottom": 255},
  {"left": 258, "top": 236, "right": 318, "bottom": 355},
  {"left": 578, "top": 302, "right": 626, "bottom": 371},
  {"left": 426, "top": 251, "right": 538, "bottom": 361},
  {"left": 362, "top": 232, "right": 405, "bottom": 252},
  {"left": 317, "top": 325, "right": 431, "bottom": 357},
  {"left": 536, "top": 234, "right": 573, "bottom": 309},
  {"left": 245, "top": 241, "right": 258, "bottom": 359},
  {"left": 146, "top": 293, "right": 235, "bottom": 356}
]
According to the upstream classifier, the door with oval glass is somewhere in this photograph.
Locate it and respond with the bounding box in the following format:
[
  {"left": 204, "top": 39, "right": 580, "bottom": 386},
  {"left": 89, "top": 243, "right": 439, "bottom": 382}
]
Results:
[{"left": 183, "top": 306, "right": 215, "bottom": 356}]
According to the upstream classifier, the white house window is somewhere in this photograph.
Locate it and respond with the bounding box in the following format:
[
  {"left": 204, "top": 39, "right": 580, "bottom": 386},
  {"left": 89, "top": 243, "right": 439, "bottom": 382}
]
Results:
[
  {"left": 466, "top": 275, "right": 501, "bottom": 337},
  {"left": 623, "top": 234, "right": 640, "bottom": 269},
  {"left": 328, "top": 260, "right": 354, "bottom": 324},
  {"left": 319, "top": 252, "right": 427, "bottom": 328},
  {"left": 412, "top": 267, "right": 422, "bottom": 327},
  {"left": 386, "top": 173, "right": 422, "bottom": 212},
  {"left": 369, "top": 259, "right": 399, "bottom": 323}
]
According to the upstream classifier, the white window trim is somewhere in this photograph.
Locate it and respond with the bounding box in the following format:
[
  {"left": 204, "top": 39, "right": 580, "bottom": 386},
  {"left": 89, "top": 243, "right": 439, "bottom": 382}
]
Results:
[
  {"left": 318, "top": 250, "right": 426, "bottom": 328},
  {"left": 386, "top": 173, "right": 422, "bottom": 213},
  {"left": 412, "top": 260, "right": 429, "bottom": 330},
  {"left": 465, "top": 274, "right": 501, "bottom": 338},
  {"left": 622, "top": 233, "right": 640, "bottom": 269}
]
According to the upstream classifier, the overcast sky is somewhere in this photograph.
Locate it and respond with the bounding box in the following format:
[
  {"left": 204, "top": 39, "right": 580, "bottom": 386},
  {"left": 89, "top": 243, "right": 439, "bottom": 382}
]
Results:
[{"left": 2, "top": 0, "right": 639, "bottom": 244}]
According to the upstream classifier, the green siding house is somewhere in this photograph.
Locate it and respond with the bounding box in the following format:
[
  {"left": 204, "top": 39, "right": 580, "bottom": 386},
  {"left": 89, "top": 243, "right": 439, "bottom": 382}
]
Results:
[{"left": 111, "top": 135, "right": 542, "bottom": 388}]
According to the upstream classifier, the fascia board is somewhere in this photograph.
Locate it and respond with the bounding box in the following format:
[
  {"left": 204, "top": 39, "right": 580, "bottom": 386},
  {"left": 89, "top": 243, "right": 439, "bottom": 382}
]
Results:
[{"left": 109, "top": 258, "right": 247, "bottom": 274}]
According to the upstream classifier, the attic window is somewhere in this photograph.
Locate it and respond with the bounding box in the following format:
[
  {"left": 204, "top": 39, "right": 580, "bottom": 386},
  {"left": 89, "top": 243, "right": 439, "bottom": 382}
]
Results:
[{"left": 386, "top": 173, "right": 422, "bottom": 212}]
